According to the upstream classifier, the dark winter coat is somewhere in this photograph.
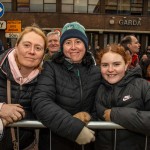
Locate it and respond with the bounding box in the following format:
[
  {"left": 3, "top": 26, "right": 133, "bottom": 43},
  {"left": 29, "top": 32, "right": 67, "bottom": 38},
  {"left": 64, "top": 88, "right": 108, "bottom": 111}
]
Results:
[
  {"left": 32, "top": 51, "right": 101, "bottom": 150},
  {"left": 0, "top": 49, "right": 37, "bottom": 150},
  {"left": 95, "top": 65, "right": 150, "bottom": 150}
]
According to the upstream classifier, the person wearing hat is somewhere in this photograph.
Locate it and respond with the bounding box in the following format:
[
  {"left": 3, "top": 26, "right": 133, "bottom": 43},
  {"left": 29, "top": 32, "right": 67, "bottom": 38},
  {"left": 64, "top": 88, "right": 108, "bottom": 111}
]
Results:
[{"left": 32, "top": 22, "right": 101, "bottom": 150}]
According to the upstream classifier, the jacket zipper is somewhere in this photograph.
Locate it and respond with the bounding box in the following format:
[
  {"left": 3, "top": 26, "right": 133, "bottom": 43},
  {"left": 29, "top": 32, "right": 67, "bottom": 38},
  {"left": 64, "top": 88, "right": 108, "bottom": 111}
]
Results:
[{"left": 77, "top": 69, "right": 83, "bottom": 110}]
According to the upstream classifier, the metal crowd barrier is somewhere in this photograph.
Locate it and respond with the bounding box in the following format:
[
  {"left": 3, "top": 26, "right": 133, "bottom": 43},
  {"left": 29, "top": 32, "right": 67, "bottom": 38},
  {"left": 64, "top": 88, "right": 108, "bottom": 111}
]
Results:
[
  {"left": 8, "top": 121, "right": 148, "bottom": 150},
  {"left": 8, "top": 120, "right": 124, "bottom": 129}
]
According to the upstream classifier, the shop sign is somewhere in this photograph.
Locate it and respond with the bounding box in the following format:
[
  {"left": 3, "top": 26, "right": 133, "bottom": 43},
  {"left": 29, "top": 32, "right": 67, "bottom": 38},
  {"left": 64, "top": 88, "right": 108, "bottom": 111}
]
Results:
[
  {"left": 0, "top": 21, "right": 6, "bottom": 29},
  {"left": 5, "top": 33, "right": 20, "bottom": 38},
  {"left": 5, "top": 20, "right": 21, "bottom": 33}
]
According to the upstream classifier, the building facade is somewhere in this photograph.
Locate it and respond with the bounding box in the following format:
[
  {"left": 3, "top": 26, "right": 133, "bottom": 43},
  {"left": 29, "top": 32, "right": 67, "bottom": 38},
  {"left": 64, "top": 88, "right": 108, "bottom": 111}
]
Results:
[{"left": 0, "top": 0, "right": 150, "bottom": 55}]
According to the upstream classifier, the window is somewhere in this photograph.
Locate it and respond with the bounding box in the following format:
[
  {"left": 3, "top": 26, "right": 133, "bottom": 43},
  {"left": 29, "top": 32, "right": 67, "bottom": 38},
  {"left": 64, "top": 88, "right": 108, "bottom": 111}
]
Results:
[
  {"left": 62, "top": 0, "right": 73, "bottom": 13},
  {"left": 74, "top": 0, "right": 87, "bottom": 13},
  {"left": 62, "top": 0, "right": 88, "bottom": 13},
  {"left": 105, "top": 0, "right": 143, "bottom": 15},
  {"left": 148, "top": 1, "right": 150, "bottom": 15},
  {"left": 118, "top": 0, "right": 130, "bottom": 14},
  {"left": 44, "top": 0, "right": 56, "bottom": 12},
  {"left": 30, "top": 0, "right": 43, "bottom": 12},
  {"left": 88, "top": 0, "right": 100, "bottom": 14},
  {"left": 17, "top": 0, "right": 29, "bottom": 12},
  {"left": 17, "top": 0, "right": 56, "bottom": 12},
  {"left": 130, "top": 0, "right": 142, "bottom": 15},
  {"left": 1, "top": 0, "right": 12, "bottom": 12},
  {"left": 105, "top": 0, "right": 117, "bottom": 14},
  {"left": 62, "top": 0, "right": 100, "bottom": 14}
]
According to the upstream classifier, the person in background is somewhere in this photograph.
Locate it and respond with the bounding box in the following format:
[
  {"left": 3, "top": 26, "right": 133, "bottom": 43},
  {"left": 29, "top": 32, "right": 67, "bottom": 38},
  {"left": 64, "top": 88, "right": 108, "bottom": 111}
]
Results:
[
  {"left": 120, "top": 35, "right": 140, "bottom": 68},
  {"left": 140, "top": 46, "right": 150, "bottom": 74},
  {"left": 139, "top": 46, "right": 150, "bottom": 80},
  {"left": 44, "top": 31, "right": 60, "bottom": 61},
  {"left": 140, "top": 45, "right": 150, "bottom": 61},
  {"left": 0, "top": 40, "right": 4, "bottom": 55},
  {"left": 32, "top": 22, "right": 101, "bottom": 150},
  {"left": 0, "top": 26, "right": 47, "bottom": 149},
  {"left": 140, "top": 59, "right": 150, "bottom": 82},
  {"left": 94, "top": 44, "right": 150, "bottom": 150},
  {"left": 7, "top": 43, "right": 11, "bottom": 49},
  {"left": 146, "top": 45, "right": 150, "bottom": 59}
]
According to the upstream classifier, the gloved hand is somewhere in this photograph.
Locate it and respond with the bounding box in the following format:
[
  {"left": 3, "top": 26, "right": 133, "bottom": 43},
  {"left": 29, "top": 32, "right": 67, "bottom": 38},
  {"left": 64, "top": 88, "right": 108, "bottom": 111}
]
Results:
[
  {"left": 75, "top": 126, "right": 95, "bottom": 145},
  {"left": 73, "top": 112, "right": 91, "bottom": 124}
]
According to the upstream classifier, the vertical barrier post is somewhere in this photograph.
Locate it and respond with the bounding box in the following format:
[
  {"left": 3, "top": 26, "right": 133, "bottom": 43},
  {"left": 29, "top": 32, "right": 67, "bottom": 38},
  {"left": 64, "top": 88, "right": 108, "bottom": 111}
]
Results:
[
  {"left": 113, "top": 129, "right": 117, "bottom": 150},
  {"left": 17, "top": 127, "right": 20, "bottom": 150},
  {"left": 145, "top": 136, "right": 147, "bottom": 150},
  {"left": 49, "top": 130, "right": 51, "bottom": 150}
]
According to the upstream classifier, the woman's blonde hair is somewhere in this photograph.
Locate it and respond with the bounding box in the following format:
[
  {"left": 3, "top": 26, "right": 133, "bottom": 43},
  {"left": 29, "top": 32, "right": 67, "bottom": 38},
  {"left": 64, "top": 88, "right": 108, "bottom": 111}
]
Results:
[
  {"left": 16, "top": 26, "right": 47, "bottom": 50},
  {"left": 15, "top": 26, "right": 47, "bottom": 70}
]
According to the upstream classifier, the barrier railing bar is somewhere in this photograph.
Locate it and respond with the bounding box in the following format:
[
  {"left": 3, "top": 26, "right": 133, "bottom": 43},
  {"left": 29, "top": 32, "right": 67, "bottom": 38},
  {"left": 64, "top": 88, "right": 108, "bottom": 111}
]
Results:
[
  {"left": 8, "top": 121, "right": 148, "bottom": 150},
  {"left": 87, "top": 121, "right": 124, "bottom": 129},
  {"left": 8, "top": 120, "right": 125, "bottom": 129}
]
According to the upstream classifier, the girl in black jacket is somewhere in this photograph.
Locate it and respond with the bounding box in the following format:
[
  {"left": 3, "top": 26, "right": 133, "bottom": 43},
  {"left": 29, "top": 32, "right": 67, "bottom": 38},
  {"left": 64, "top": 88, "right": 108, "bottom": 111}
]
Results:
[{"left": 94, "top": 44, "right": 150, "bottom": 150}]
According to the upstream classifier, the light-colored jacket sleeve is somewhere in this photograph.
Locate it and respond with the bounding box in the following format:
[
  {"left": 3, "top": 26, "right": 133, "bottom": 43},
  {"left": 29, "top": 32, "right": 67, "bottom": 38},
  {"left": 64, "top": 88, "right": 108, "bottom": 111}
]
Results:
[
  {"left": 0, "top": 119, "right": 3, "bottom": 140},
  {"left": 0, "top": 103, "right": 4, "bottom": 140}
]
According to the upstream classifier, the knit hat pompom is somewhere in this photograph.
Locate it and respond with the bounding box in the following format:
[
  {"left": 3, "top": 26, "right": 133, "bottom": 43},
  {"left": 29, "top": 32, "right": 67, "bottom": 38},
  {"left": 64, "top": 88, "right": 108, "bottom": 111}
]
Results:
[{"left": 60, "top": 22, "right": 88, "bottom": 51}]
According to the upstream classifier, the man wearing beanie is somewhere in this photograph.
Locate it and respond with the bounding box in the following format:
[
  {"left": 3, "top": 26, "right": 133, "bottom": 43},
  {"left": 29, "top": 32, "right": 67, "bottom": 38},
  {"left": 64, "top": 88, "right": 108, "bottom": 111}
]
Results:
[{"left": 32, "top": 22, "right": 101, "bottom": 150}]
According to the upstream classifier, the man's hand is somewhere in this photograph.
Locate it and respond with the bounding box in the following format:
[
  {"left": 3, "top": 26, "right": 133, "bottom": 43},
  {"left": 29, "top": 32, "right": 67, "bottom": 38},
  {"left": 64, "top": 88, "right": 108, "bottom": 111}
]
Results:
[
  {"left": 73, "top": 112, "right": 91, "bottom": 124},
  {"left": 0, "top": 104, "right": 25, "bottom": 123},
  {"left": 103, "top": 109, "right": 111, "bottom": 121}
]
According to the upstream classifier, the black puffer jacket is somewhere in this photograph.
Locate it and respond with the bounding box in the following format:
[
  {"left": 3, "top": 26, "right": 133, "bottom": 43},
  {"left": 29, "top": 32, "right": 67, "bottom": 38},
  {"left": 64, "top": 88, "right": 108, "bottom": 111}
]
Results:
[
  {"left": 0, "top": 49, "right": 37, "bottom": 149},
  {"left": 95, "top": 66, "right": 150, "bottom": 150},
  {"left": 32, "top": 51, "right": 101, "bottom": 150}
]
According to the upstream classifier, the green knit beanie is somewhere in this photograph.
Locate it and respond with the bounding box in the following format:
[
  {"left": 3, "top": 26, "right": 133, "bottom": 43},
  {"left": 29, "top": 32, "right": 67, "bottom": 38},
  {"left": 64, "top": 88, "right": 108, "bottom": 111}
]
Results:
[{"left": 60, "top": 22, "right": 88, "bottom": 51}]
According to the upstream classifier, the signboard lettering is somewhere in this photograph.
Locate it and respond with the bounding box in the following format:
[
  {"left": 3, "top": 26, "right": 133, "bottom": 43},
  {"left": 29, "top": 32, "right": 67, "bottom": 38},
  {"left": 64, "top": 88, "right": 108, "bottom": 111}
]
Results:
[
  {"left": 119, "top": 19, "right": 141, "bottom": 26},
  {"left": 0, "top": 21, "right": 6, "bottom": 29},
  {"left": 5, "top": 33, "right": 20, "bottom": 38},
  {"left": 5, "top": 20, "right": 22, "bottom": 33}
]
